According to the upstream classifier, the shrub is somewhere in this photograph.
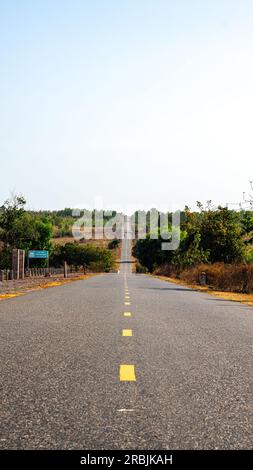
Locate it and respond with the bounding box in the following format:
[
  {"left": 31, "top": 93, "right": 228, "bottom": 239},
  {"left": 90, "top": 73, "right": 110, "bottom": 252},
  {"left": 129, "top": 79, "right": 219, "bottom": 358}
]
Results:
[
  {"left": 153, "top": 264, "right": 180, "bottom": 278},
  {"left": 0, "top": 247, "right": 12, "bottom": 270},
  {"left": 50, "top": 243, "right": 115, "bottom": 272},
  {"left": 108, "top": 239, "right": 120, "bottom": 250},
  {"left": 180, "top": 263, "right": 253, "bottom": 293},
  {"left": 136, "top": 262, "right": 148, "bottom": 274},
  {"left": 133, "top": 237, "right": 173, "bottom": 272}
]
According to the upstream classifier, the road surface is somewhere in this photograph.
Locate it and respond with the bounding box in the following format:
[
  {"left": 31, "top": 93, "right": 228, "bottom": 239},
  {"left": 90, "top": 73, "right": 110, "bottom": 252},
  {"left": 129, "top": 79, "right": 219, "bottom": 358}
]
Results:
[{"left": 0, "top": 228, "right": 252, "bottom": 450}]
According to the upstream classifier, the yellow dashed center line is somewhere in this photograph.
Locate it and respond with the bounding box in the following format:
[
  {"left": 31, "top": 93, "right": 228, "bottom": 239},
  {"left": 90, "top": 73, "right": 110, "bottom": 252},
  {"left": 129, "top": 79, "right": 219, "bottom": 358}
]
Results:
[
  {"left": 124, "top": 312, "right": 131, "bottom": 317},
  {"left": 120, "top": 365, "right": 136, "bottom": 381},
  {"left": 120, "top": 281, "right": 135, "bottom": 382},
  {"left": 122, "top": 329, "right": 132, "bottom": 337}
]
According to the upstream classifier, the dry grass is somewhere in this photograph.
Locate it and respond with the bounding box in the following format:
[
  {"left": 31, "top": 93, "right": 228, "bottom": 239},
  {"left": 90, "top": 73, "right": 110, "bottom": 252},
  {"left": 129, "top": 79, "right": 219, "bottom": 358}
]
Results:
[
  {"left": 154, "top": 262, "right": 253, "bottom": 294},
  {"left": 180, "top": 263, "right": 253, "bottom": 293},
  {"left": 51, "top": 236, "right": 109, "bottom": 248}
]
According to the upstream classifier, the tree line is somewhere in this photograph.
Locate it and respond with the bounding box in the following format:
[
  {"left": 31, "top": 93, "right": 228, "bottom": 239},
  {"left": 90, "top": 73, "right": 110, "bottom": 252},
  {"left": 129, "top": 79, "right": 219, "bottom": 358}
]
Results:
[
  {"left": 0, "top": 195, "right": 116, "bottom": 272},
  {"left": 133, "top": 205, "right": 253, "bottom": 273}
]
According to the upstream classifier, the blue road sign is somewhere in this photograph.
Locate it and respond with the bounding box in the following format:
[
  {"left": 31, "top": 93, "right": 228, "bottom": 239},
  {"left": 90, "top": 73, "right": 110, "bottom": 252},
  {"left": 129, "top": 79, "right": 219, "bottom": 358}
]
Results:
[{"left": 28, "top": 250, "right": 49, "bottom": 259}]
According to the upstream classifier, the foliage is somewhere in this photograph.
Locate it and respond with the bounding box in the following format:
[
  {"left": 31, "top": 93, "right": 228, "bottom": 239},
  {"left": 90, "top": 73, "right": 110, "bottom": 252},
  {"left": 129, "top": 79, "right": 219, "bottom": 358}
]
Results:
[
  {"left": 50, "top": 243, "right": 115, "bottom": 272},
  {"left": 0, "top": 195, "right": 52, "bottom": 250},
  {"left": 239, "top": 210, "right": 253, "bottom": 245},
  {"left": 108, "top": 239, "right": 120, "bottom": 250},
  {"left": 0, "top": 247, "right": 12, "bottom": 270},
  {"left": 179, "top": 263, "right": 253, "bottom": 294},
  {"left": 133, "top": 205, "right": 247, "bottom": 272},
  {"left": 171, "top": 232, "right": 209, "bottom": 270},
  {"left": 30, "top": 209, "right": 119, "bottom": 238},
  {"left": 196, "top": 207, "right": 245, "bottom": 263},
  {"left": 0, "top": 195, "right": 26, "bottom": 245},
  {"left": 135, "top": 262, "right": 148, "bottom": 273},
  {"left": 132, "top": 234, "right": 174, "bottom": 272}
]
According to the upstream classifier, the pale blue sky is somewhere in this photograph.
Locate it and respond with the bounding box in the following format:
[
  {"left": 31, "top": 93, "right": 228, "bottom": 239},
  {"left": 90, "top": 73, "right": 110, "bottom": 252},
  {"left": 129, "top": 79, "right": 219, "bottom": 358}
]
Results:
[{"left": 0, "top": 1, "right": 253, "bottom": 211}]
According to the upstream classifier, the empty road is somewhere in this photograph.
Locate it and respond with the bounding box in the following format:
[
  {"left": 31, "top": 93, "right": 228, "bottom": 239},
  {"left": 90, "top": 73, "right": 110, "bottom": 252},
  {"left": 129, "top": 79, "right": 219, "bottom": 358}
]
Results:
[{"left": 0, "top": 229, "right": 252, "bottom": 450}]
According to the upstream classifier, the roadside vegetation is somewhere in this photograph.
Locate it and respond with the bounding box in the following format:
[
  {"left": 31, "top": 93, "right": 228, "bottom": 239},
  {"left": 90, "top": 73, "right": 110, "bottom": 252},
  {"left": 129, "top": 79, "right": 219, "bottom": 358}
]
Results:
[
  {"left": 0, "top": 195, "right": 117, "bottom": 273},
  {"left": 133, "top": 204, "right": 253, "bottom": 293},
  {"left": 1, "top": 194, "right": 253, "bottom": 289}
]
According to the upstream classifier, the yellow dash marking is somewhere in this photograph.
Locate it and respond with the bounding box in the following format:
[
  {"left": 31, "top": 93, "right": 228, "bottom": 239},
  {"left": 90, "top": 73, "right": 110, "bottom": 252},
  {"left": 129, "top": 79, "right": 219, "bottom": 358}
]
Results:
[
  {"left": 125, "top": 295, "right": 130, "bottom": 299},
  {"left": 124, "top": 312, "right": 131, "bottom": 317},
  {"left": 122, "top": 329, "right": 132, "bottom": 337},
  {"left": 120, "top": 365, "right": 136, "bottom": 381},
  {"left": 125, "top": 302, "right": 131, "bottom": 306}
]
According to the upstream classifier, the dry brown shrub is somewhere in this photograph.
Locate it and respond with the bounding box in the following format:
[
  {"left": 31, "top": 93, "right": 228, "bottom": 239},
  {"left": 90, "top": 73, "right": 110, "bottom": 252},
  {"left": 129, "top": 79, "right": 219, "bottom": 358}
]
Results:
[
  {"left": 180, "top": 263, "right": 253, "bottom": 293},
  {"left": 153, "top": 264, "right": 180, "bottom": 278}
]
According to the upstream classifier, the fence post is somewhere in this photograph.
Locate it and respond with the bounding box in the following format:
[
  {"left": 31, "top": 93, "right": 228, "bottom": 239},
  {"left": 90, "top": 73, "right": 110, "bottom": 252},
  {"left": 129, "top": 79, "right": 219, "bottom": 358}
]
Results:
[
  {"left": 64, "top": 262, "right": 68, "bottom": 278},
  {"left": 199, "top": 271, "right": 207, "bottom": 286}
]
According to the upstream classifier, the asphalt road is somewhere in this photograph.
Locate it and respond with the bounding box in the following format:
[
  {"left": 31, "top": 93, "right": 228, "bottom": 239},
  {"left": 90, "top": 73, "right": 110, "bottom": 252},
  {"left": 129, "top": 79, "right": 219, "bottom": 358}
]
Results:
[{"left": 0, "top": 231, "right": 252, "bottom": 450}]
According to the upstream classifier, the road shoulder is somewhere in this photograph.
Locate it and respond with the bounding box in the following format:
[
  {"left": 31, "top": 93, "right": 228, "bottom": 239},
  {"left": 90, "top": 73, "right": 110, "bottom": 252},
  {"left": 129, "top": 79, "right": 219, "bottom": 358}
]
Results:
[
  {"left": 0, "top": 273, "right": 98, "bottom": 301},
  {"left": 151, "top": 274, "right": 253, "bottom": 308}
]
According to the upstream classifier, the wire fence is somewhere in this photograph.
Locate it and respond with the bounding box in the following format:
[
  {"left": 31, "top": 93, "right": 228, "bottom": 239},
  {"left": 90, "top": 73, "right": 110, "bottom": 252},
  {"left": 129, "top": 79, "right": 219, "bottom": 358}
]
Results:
[
  {"left": 1, "top": 266, "right": 118, "bottom": 282},
  {"left": 0, "top": 267, "right": 87, "bottom": 282}
]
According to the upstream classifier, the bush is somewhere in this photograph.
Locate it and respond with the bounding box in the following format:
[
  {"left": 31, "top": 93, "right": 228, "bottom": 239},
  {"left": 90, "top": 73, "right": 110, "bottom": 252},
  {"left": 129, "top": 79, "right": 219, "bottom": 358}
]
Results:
[
  {"left": 136, "top": 262, "right": 148, "bottom": 273},
  {"left": 0, "top": 247, "right": 12, "bottom": 270},
  {"left": 88, "top": 261, "right": 108, "bottom": 272},
  {"left": 50, "top": 242, "right": 115, "bottom": 272},
  {"left": 246, "top": 247, "right": 253, "bottom": 264},
  {"left": 133, "top": 237, "right": 173, "bottom": 272},
  {"left": 108, "top": 239, "right": 120, "bottom": 250},
  {"left": 153, "top": 263, "right": 180, "bottom": 278},
  {"left": 198, "top": 209, "right": 245, "bottom": 263},
  {"left": 180, "top": 263, "right": 253, "bottom": 293}
]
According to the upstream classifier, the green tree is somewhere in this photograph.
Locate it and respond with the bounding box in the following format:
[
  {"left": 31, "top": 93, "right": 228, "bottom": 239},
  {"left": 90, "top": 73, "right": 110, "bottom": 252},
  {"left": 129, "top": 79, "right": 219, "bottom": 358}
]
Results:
[
  {"left": 0, "top": 195, "right": 26, "bottom": 246},
  {"left": 133, "top": 205, "right": 246, "bottom": 272},
  {"left": 0, "top": 194, "right": 53, "bottom": 268},
  {"left": 172, "top": 232, "right": 209, "bottom": 269},
  {"left": 133, "top": 234, "right": 174, "bottom": 272},
  {"left": 198, "top": 207, "right": 245, "bottom": 263},
  {"left": 51, "top": 243, "right": 115, "bottom": 272}
]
